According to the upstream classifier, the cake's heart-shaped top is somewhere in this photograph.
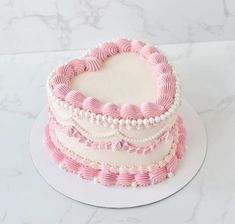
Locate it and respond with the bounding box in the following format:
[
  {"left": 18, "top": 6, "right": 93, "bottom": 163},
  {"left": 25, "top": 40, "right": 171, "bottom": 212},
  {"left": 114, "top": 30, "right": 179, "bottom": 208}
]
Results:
[{"left": 47, "top": 39, "right": 180, "bottom": 128}]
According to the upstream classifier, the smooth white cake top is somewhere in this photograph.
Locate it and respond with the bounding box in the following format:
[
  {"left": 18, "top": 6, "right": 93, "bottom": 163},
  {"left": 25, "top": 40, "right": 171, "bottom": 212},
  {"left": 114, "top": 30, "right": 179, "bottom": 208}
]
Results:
[{"left": 72, "top": 53, "right": 158, "bottom": 106}]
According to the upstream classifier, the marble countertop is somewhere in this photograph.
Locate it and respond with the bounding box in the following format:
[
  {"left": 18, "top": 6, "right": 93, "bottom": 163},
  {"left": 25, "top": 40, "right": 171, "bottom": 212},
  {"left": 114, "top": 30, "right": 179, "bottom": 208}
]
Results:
[
  {"left": 0, "top": 39, "right": 235, "bottom": 224},
  {"left": 1, "top": 0, "right": 235, "bottom": 54}
]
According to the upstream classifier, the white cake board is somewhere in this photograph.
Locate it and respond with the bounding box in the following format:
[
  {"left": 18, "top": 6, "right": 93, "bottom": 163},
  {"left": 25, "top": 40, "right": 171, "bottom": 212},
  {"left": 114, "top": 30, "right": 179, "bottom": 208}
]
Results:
[{"left": 30, "top": 100, "right": 207, "bottom": 208}]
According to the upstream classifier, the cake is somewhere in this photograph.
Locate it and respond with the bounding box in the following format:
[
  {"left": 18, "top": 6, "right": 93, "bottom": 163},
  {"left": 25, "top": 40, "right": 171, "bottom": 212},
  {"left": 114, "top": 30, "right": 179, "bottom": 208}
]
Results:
[{"left": 45, "top": 39, "right": 186, "bottom": 187}]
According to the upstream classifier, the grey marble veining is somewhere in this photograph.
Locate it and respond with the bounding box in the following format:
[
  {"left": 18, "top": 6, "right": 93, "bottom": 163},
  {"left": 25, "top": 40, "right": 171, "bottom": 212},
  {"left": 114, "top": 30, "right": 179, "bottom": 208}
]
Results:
[
  {"left": 0, "top": 0, "right": 235, "bottom": 54},
  {"left": 0, "top": 40, "right": 235, "bottom": 223}
]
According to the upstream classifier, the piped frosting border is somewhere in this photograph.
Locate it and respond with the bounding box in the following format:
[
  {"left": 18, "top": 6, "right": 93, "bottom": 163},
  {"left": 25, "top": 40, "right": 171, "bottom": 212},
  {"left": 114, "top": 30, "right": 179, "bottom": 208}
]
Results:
[
  {"left": 44, "top": 117, "right": 186, "bottom": 187},
  {"left": 47, "top": 39, "right": 181, "bottom": 128}
]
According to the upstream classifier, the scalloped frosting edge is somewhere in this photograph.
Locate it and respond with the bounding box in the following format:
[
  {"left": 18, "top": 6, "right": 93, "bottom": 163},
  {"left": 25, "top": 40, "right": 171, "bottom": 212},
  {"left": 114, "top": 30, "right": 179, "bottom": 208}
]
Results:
[
  {"left": 46, "top": 39, "right": 181, "bottom": 128},
  {"left": 44, "top": 119, "right": 186, "bottom": 187}
]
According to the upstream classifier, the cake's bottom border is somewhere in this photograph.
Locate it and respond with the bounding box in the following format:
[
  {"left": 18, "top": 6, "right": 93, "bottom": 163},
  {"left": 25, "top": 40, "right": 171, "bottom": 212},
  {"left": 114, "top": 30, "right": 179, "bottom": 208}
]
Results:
[{"left": 44, "top": 122, "right": 186, "bottom": 187}]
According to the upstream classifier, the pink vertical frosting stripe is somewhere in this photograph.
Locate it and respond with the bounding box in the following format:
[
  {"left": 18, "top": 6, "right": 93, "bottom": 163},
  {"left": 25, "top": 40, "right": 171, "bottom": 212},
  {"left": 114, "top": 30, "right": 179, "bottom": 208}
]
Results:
[
  {"left": 140, "top": 44, "right": 158, "bottom": 59},
  {"left": 53, "top": 84, "right": 71, "bottom": 100},
  {"left": 149, "top": 166, "right": 167, "bottom": 183},
  {"left": 63, "top": 157, "right": 81, "bottom": 173},
  {"left": 87, "top": 48, "right": 108, "bottom": 61},
  {"left": 65, "top": 90, "right": 85, "bottom": 108},
  {"left": 102, "top": 103, "right": 121, "bottom": 119},
  {"left": 83, "top": 97, "right": 103, "bottom": 114},
  {"left": 98, "top": 171, "right": 117, "bottom": 186},
  {"left": 100, "top": 42, "right": 119, "bottom": 56},
  {"left": 120, "top": 104, "right": 143, "bottom": 119},
  {"left": 114, "top": 38, "right": 131, "bottom": 53},
  {"left": 68, "top": 59, "right": 86, "bottom": 75},
  {"left": 131, "top": 40, "right": 145, "bottom": 53},
  {"left": 57, "top": 64, "right": 75, "bottom": 79},
  {"left": 135, "top": 173, "right": 151, "bottom": 186}
]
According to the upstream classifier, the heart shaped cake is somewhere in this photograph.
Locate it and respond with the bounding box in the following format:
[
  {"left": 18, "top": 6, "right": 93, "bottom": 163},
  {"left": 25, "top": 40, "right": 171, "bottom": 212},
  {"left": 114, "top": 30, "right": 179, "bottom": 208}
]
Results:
[{"left": 45, "top": 39, "right": 186, "bottom": 187}]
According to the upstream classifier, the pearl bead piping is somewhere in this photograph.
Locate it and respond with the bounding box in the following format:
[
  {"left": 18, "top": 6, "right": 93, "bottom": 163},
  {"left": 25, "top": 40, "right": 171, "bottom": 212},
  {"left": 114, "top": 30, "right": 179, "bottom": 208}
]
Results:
[{"left": 46, "top": 40, "right": 182, "bottom": 129}]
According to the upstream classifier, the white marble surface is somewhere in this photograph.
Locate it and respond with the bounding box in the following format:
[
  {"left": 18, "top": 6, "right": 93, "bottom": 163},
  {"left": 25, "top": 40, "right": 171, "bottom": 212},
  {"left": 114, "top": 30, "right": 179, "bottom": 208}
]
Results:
[
  {"left": 0, "top": 0, "right": 235, "bottom": 54},
  {"left": 0, "top": 39, "right": 235, "bottom": 223}
]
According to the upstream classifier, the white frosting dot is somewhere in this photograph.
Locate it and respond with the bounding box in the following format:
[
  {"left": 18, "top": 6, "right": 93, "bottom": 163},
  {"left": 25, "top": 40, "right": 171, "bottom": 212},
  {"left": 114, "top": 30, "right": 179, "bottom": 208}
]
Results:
[
  {"left": 84, "top": 111, "right": 90, "bottom": 118},
  {"left": 107, "top": 116, "right": 113, "bottom": 123},
  {"left": 160, "top": 114, "right": 166, "bottom": 121},
  {"left": 131, "top": 182, "right": 137, "bottom": 187},
  {"left": 96, "top": 114, "right": 102, "bottom": 121},
  {"left": 125, "top": 119, "right": 131, "bottom": 125},
  {"left": 131, "top": 120, "right": 137, "bottom": 126},
  {"left": 143, "top": 119, "right": 149, "bottom": 126},
  {"left": 167, "top": 172, "right": 174, "bottom": 178},
  {"left": 137, "top": 119, "right": 143, "bottom": 125},
  {"left": 113, "top": 118, "right": 119, "bottom": 125},
  {"left": 149, "top": 117, "right": 155, "bottom": 124},
  {"left": 119, "top": 119, "right": 125, "bottom": 126},
  {"left": 90, "top": 113, "right": 96, "bottom": 119},
  {"left": 155, "top": 116, "right": 160, "bottom": 123},
  {"left": 79, "top": 110, "right": 84, "bottom": 116}
]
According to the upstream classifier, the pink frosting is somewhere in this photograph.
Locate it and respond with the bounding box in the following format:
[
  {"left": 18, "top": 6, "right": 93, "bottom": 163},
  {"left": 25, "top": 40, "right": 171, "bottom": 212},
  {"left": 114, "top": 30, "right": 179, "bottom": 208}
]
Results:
[
  {"left": 140, "top": 44, "right": 158, "bottom": 59},
  {"left": 102, "top": 103, "right": 121, "bottom": 119},
  {"left": 84, "top": 57, "right": 102, "bottom": 71},
  {"left": 149, "top": 166, "right": 167, "bottom": 183},
  {"left": 114, "top": 38, "right": 131, "bottom": 53},
  {"left": 153, "top": 63, "right": 173, "bottom": 74},
  {"left": 100, "top": 42, "right": 119, "bottom": 56},
  {"left": 80, "top": 166, "right": 99, "bottom": 180},
  {"left": 45, "top": 125, "right": 65, "bottom": 163},
  {"left": 57, "top": 64, "right": 75, "bottom": 79},
  {"left": 53, "top": 84, "right": 70, "bottom": 100},
  {"left": 98, "top": 171, "right": 117, "bottom": 186},
  {"left": 65, "top": 126, "right": 75, "bottom": 137},
  {"left": 141, "top": 102, "right": 163, "bottom": 118},
  {"left": 48, "top": 112, "right": 179, "bottom": 154},
  {"left": 131, "top": 40, "right": 145, "bottom": 53},
  {"left": 159, "top": 84, "right": 176, "bottom": 97},
  {"left": 63, "top": 157, "right": 81, "bottom": 173},
  {"left": 120, "top": 104, "right": 143, "bottom": 120},
  {"left": 148, "top": 52, "right": 167, "bottom": 65},
  {"left": 44, "top": 118, "right": 186, "bottom": 187},
  {"left": 68, "top": 59, "right": 85, "bottom": 75},
  {"left": 44, "top": 125, "right": 57, "bottom": 153},
  {"left": 51, "top": 74, "right": 70, "bottom": 88},
  {"left": 50, "top": 146, "right": 65, "bottom": 163},
  {"left": 159, "top": 73, "right": 176, "bottom": 85},
  {"left": 65, "top": 90, "right": 85, "bottom": 108},
  {"left": 175, "top": 120, "right": 186, "bottom": 159},
  {"left": 87, "top": 48, "right": 108, "bottom": 61},
  {"left": 83, "top": 97, "right": 103, "bottom": 114},
  {"left": 165, "top": 155, "right": 178, "bottom": 173},
  {"left": 156, "top": 95, "right": 174, "bottom": 111},
  {"left": 117, "top": 173, "right": 135, "bottom": 186},
  {"left": 135, "top": 172, "right": 151, "bottom": 186},
  {"left": 49, "top": 39, "right": 178, "bottom": 121}
]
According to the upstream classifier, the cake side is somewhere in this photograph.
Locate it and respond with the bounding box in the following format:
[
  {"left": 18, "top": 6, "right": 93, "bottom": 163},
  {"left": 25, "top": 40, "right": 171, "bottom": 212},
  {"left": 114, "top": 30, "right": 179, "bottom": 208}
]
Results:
[
  {"left": 44, "top": 116, "right": 186, "bottom": 186},
  {"left": 45, "top": 39, "right": 186, "bottom": 187}
]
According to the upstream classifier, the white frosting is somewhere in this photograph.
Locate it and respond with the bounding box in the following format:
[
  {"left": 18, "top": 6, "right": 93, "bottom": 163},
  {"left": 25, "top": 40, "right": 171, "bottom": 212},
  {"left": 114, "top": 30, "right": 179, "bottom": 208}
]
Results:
[
  {"left": 72, "top": 53, "right": 158, "bottom": 106},
  {"left": 48, "top": 51, "right": 178, "bottom": 169},
  {"left": 49, "top": 101, "right": 177, "bottom": 147},
  {"left": 54, "top": 127, "right": 174, "bottom": 167}
]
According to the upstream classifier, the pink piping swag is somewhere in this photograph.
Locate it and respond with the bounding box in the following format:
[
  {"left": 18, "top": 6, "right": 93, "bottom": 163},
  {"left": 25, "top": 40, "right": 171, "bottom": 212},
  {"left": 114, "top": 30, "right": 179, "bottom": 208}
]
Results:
[
  {"left": 50, "top": 39, "right": 176, "bottom": 120},
  {"left": 44, "top": 118, "right": 186, "bottom": 187},
  {"left": 49, "top": 113, "right": 181, "bottom": 154}
]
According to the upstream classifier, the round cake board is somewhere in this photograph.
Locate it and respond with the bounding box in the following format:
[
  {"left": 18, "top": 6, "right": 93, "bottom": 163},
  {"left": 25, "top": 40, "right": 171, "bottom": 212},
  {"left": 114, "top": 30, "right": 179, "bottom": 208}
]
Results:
[{"left": 30, "top": 100, "right": 207, "bottom": 208}]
